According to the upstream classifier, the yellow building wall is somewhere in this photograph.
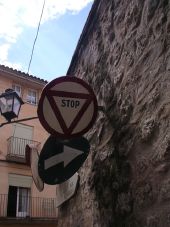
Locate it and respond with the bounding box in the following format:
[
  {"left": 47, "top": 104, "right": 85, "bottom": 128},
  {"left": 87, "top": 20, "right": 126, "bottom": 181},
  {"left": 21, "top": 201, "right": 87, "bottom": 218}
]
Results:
[{"left": 0, "top": 73, "right": 57, "bottom": 203}]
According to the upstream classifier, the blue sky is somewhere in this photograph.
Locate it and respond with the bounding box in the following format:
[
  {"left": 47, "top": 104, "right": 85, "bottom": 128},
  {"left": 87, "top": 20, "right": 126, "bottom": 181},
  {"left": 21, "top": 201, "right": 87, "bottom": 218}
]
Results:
[{"left": 0, "top": 0, "right": 93, "bottom": 81}]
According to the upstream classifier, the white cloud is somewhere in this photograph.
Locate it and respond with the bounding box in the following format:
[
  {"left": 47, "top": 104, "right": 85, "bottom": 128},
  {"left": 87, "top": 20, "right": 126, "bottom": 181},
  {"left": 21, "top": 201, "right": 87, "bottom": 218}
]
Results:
[
  {"left": 0, "top": 44, "right": 10, "bottom": 61},
  {"left": 0, "top": 0, "right": 93, "bottom": 69},
  {"left": 0, "top": 43, "right": 22, "bottom": 70},
  {"left": 19, "top": 0, "right": 94, "bottom": 27}
]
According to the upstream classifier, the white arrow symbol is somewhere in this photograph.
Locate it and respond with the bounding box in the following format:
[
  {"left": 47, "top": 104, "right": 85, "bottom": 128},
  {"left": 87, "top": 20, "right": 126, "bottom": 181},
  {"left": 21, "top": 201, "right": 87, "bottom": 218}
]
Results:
[{"left": 44, "top": 145, "right": 84, "bottom": 170}]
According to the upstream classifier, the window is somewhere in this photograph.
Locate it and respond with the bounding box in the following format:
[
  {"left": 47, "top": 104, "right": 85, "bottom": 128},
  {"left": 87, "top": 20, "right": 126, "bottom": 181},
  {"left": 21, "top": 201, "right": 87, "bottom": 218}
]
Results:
[
  {"left": 9, "top": 124, "right": 33, "bottom": 159},
  {"left": 27, "top": 89, "right": 37, "bottom": 105},
  {"left": 7, "top": 186, "right": 30, "bottom": 217},
  {"left": 12, "top": 84, "right": 21, "bottom": 97},
  {"left": 17, "top": 187, "right": 30, "bottom": 217},
  {"left": 7, "top": 174, "right": 32, "bottom": 218}
]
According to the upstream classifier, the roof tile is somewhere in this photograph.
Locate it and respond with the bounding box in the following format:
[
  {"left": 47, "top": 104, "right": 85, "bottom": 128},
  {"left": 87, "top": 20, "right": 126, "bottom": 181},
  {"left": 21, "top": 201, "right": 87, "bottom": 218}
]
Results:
[{"left": 0, "top": 64, "right": 48, "bottom": 84}]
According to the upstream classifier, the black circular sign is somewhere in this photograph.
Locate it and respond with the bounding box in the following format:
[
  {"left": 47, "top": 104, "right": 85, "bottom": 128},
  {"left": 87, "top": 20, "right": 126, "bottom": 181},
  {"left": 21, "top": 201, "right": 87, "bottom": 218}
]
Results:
[{"left": 38, "top": 136, "right": 90, "bottom": 185}]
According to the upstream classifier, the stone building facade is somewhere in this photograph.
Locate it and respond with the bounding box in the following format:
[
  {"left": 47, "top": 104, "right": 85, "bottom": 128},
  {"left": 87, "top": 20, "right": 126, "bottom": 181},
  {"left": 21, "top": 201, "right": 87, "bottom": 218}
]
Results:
[{"left": 58, "top": 0, "right": 170, "bottom": 226}]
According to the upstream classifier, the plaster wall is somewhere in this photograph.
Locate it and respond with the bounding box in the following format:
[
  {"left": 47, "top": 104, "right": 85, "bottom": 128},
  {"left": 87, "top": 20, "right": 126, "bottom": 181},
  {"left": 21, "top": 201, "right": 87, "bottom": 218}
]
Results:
[{"left": 0, "top": 73, "right": 57, "bottom": 214}]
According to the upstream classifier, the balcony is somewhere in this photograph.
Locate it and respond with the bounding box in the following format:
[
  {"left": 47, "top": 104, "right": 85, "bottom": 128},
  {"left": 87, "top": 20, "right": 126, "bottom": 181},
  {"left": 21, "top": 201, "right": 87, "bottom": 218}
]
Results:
[
  {"left": 0, "top": 194, "right": 57, "bottom": 223},
  {"left": 6, "top": 136, "right": 41, "bottom": 163}
]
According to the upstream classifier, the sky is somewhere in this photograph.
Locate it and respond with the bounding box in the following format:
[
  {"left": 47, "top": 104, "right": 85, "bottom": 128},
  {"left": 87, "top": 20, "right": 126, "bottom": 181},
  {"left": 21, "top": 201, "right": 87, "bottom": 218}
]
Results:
[{"left": 0, "top": 0, "right": 94, "bottom": 81}]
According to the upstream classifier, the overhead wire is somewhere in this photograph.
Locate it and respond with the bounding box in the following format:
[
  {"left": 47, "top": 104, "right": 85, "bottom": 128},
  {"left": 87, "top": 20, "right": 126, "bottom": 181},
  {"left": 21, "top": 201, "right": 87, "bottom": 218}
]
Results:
[{"left": 27, "top": 0, "right": 46, "bottom": 74}]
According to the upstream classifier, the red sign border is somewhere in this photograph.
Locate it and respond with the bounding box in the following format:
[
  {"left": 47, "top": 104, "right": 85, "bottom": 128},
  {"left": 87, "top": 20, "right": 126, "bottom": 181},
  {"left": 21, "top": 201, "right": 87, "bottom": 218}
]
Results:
[{"left": 37, "top": 76, "right": 98, "bottom": 139}]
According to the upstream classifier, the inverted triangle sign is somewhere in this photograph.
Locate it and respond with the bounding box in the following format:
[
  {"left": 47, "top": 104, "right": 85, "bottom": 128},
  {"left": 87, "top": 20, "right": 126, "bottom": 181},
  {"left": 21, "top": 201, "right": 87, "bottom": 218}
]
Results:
[
  {"left": 54, "top": 97, "right": 86, "bottom": 128},
  {"left": 46, "top": 90, "right": 93, "bottom": 136}
]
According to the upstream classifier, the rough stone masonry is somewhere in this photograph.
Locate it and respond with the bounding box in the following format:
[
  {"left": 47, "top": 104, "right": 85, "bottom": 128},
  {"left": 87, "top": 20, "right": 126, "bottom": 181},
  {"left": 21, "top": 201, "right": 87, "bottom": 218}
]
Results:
[{"left": 57, "top": 0, "right": 170, "bottom": 226}]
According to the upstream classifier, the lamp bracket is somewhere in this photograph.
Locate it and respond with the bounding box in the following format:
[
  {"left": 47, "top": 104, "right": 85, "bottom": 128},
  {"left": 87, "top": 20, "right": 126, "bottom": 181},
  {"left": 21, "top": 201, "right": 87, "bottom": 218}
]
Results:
[{"left": 0, "top": 116, "right": 38, "bottom": 128}]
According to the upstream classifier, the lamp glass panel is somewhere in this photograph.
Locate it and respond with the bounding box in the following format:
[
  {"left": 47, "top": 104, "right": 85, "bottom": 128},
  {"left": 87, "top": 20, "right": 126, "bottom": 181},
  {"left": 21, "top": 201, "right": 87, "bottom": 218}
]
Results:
[
  {"left": 6, "top": 97, "right": 13, "bottom": 112},
  {"left": 13, "top": 97, "right": 21, "bottom": 116},
  {"left": 0, "top": 96, "right": 13, "bottom": 113},
  {"left": 0, "top": 97, "right": 6, "bottom": 113}
]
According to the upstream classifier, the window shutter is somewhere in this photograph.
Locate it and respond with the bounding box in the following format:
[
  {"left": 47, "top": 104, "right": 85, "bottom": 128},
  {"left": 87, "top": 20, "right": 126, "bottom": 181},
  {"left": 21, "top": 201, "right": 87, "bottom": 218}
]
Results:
[{"left": 8, "top": 174, "right": 32, "bottom": 188}]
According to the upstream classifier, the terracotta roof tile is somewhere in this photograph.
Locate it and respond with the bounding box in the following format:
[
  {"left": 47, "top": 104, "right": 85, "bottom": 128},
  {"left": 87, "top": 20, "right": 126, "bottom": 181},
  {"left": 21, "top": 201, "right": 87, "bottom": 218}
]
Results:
[{"left": 0, "top": 64, "right": 48, "bottom": 84}]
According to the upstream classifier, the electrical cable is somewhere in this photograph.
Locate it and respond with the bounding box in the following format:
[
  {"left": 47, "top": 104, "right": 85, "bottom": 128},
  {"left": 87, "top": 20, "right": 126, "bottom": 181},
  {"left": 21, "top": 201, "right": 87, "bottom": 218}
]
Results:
[{"left": 27, "top": 0, "right": 46, "bottom": 74}]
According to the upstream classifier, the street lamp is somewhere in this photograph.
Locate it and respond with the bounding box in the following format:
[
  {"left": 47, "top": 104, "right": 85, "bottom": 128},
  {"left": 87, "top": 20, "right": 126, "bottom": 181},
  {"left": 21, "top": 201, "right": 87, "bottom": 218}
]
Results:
[
  {"left": 0, "top": 89, "right": 24, "bottom": 122},
  {"left": 0, "top": 89, "right": 38, "bottom": 127}
]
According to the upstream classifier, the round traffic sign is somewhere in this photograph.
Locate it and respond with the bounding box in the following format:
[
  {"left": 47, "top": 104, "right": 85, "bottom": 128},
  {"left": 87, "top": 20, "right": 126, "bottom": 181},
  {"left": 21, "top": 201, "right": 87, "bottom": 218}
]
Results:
[
  {"left": 37, "top": 76, "right": 98, "bottom": 139},
  {"left": 38, "top": 136, "right": 90, "bottom": 185}
]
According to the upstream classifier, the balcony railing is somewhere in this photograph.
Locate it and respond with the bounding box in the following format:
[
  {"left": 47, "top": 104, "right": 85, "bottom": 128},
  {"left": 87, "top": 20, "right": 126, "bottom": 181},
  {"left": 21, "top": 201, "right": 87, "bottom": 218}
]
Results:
[
  {"left": 7, "top": 136, "right": 41, "bottom": 163},
  {"left": 0, "top": 194, "right": 57, "bottom": 220}
]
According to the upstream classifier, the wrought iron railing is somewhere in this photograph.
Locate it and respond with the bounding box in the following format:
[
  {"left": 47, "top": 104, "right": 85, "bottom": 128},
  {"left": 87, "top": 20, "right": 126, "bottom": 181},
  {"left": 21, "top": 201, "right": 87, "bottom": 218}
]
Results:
[
  {"left": 7, "top": 137, "right": 40, "bottom": 163},
  {"left": 0, "top": 194, "right": 57, "bottom": 220}
]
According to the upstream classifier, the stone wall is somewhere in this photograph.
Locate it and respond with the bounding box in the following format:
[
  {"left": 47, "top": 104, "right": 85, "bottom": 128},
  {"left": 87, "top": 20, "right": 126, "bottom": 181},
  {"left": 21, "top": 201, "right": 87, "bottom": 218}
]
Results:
[{"left": 58, "top": 0, "right": 170, "bottom": 226}]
